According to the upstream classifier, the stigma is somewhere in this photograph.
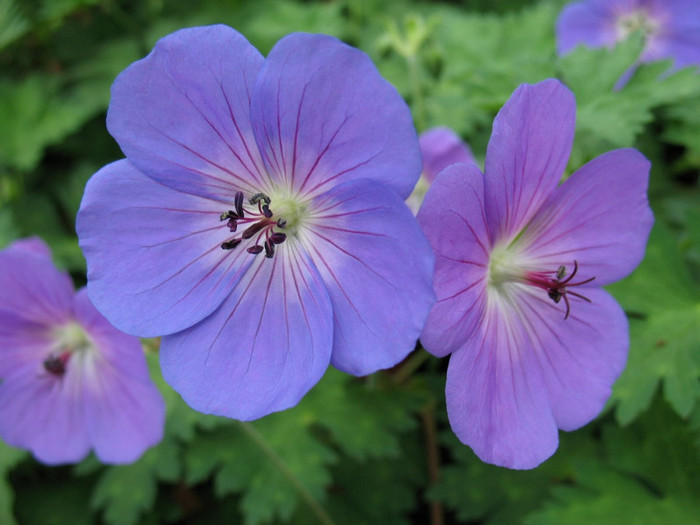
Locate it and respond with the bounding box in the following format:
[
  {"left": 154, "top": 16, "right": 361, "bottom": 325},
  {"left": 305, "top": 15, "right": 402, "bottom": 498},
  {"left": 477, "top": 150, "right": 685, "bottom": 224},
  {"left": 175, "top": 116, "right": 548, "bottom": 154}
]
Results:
[
  {"left": 219, "top": 192, "right": 287, "bottom": 259},
  {"left": 523, "top": 261, "right": 596, "bottom": 320}
]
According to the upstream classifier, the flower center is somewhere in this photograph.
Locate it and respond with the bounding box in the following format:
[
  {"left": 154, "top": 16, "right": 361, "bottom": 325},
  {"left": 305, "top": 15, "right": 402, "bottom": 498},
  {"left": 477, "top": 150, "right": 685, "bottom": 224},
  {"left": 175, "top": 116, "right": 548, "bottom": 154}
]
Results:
[
  {"left": 43, "top": 322, "right": 93, "bottom": 377},
  {"left": 489, "top": 247, "right": 596, "bottom": 319},
  {"left": 219, "top": 192, "right": 288, "bottom": 259},
  {"left": 522, "top": 261, "right": 596, "bottom": 320},
  {"left": 616, "top": 9, "right": 659, "bottom": 41}
]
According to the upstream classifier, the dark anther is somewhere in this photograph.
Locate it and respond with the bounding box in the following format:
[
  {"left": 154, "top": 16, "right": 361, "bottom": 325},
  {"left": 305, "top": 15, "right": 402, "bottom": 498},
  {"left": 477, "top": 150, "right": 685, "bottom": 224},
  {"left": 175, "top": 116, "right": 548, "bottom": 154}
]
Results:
[
  {"left": 269, "top": 232, "right": 287, "bottom": 244},
  {"left": 247, "top": 245, "right": 264, "bottom": 255},
  {"left": 227, "top": 218, "right": 238, "bottom": 232},
  {"left": 242, "top": 221, "right": 268, "bottom": 240},
  {"left": 221, "top": 239, "right": 242, "bottom": 250},
  {"left": 249, "top": 193, "right": 271, "bottom": 206},
  {"left": 277, "top": 219, "right": 287, "bottom": 228},
  {"left": 547, "top": 289, "right": 562, "bottom": 304},
  {"left": 264, "top": 241, "right": 275, "bottom": 258},
  {"left": 262, "top": 204, "right": 273, "bottom": 218},
  {"left": 234, "top": 191, "right": 245, "bottom": 217},
  {"left": 43, "top": 354, "right": 67, "bottom": 377},
  {"left": 220, "top": 210, "right": 234, "bottom": 221}
]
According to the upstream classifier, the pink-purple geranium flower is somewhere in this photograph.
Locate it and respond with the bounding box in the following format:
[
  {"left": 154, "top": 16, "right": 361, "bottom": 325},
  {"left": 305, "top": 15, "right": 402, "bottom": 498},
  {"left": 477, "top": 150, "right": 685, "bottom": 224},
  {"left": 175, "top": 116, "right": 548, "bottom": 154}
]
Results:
[
  {"left": 557, "top": 0, "right": 700, "bottom": 70},
  {"left": 77, "top": 25, "right": 434, "bottom": 420},
  {"left": 417, "top": 79, "right": 653, "bottom": 469},
  {"left": 0, "top": 238, "right": 164, "bottom": 465},
  {"left": 407, "top": 127, "right": 475, "bottom": 213}
]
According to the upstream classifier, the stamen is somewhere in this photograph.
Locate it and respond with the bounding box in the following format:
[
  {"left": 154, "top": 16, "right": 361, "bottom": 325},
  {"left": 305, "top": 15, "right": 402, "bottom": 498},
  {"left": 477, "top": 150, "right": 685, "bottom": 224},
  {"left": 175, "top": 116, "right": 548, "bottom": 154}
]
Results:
[
  {"left": 43, "top": 352, "right": 70, "bottom": 377},
  {"left": 525, "top": 260, "right": 596, "bottom": 320},
  {"left": 219, "top": 191, "right": 288, "bottom": 259}
]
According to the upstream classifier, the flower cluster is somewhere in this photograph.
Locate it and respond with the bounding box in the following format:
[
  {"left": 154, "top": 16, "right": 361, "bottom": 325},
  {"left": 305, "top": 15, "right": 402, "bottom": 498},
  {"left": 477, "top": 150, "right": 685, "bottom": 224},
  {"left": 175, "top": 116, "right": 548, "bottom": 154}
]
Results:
[{"left": 0, "top": 238, "right": 164, "bottom": 464}]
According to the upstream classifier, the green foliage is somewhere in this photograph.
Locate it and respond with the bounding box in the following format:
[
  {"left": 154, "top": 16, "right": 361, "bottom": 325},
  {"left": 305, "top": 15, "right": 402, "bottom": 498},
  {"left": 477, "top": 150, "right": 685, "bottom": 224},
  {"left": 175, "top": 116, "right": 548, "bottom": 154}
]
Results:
[{"left": 609, "top": 223, "right": 700, "bottom": 424}]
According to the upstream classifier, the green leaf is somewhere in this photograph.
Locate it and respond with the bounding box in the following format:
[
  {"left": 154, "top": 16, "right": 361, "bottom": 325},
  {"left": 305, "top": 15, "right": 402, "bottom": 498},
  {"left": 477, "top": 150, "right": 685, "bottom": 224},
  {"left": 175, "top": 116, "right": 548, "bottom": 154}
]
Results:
[
  {"left": 300, "top": 368, "right": 420, "bottom": 460},
  {"left": 91, "top": 438, "right": 180, "bottom": 525},
  {"left": 0, "top": 441, "right": 26, "bottom": 525},
  {"left": 608, "top": 222, "right": 700, "bottom": 423}
]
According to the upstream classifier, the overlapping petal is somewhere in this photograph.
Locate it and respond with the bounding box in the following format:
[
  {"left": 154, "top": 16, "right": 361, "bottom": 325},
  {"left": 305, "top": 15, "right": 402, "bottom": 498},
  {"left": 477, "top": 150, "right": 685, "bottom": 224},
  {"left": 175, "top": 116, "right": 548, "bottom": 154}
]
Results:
[
  {"left": 304, "top": 179, "right": 434, "bottom": 375},
  {"left": 515, "top": 149, "right": 653, "bottom": 285},
  {"left": 160, "top": 247, "right": 333, "bottom": 420},
  {"left": 483, "top": 79, "right": 576, "bottom": 243},
  {"left": 78, "top": 160, "right": 255, "bottom": 337},
  {"left": 74, "top": 289, "right": 165, "bottom": 462},
  {"left": 418, "top": 164, "right": 489, "bottom": 357},
  {"left": 107, "top": 25, "right": 266, "bottom": 198},
  {"left": 418, "top": 127, "right": 475, "bottom": 183},
  {"left": 0, "top": 361, "right": 91, "bottom": 465},
  {"left": 249, "top": 33, "right": 421, "bottom": 200},
  {"left": 446, "top": 292, "right": 559, "bottom": 470}
]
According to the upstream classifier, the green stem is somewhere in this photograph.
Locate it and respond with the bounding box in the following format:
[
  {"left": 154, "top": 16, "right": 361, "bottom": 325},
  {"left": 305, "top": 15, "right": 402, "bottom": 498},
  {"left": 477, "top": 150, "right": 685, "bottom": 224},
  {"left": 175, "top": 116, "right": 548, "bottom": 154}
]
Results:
[
  {"left": 238, "top": 422, "right": 336, "bottom": 525},
  {"left": 392, "top": 347, "right": 430, "bottom": 385},
  {"left": 407, "top": 55, "right": 427, "bottom": 131}
]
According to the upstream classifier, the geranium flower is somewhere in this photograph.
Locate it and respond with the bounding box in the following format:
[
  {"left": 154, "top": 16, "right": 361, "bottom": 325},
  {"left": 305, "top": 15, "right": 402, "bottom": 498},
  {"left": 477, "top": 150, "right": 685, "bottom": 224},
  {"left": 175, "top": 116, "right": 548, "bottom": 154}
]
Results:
[
  {"left": 417, "top": 79, "right": 653, "bottom": 469},
  {"left": 77, "top": 25, "right": 434, "bottom": 420},
  {"left": 407, "top": 127, "right": 475, "bottom": 213},
  {"left": 0, "top": 238, "right": 164, "bottom": 465},
  {"left": 556, "top": 0, "right": 700, "bottom": 71}
]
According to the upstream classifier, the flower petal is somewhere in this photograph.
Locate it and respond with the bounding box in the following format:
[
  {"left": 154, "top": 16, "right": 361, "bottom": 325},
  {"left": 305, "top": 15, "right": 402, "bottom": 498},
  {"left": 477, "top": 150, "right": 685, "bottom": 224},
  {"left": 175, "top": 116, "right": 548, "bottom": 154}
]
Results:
[
  {"left": 0, "top": 246, "right": 73, "bottom": 375},
  {"left": 515, "top": 149, "right": 653, "bottom": 285},
  {"left": 419, "top": 127, "right": 475, "bottom": 183},
  {"left": 304, "top": 179, "right": 435, "bottom": 375},
  {"left": 73, "top": 289, "right": 165, "bottom": 463},
  {"left": 556, "top": 0, "right": 619, "bottom": 55},
  {"left": 483, "top": 79, "right": 576, "bottom": 243},
  {"left": 249, "top": 33, "right": 421, "bottom": 200},
  {"left": 515, "top": 287, "right": 628, "bottom": 431},
  {"left": 417, "top": 164, "right": 490, "bottom": 357},
  {"left": 107, "top": 25, "right": 266, "bottom": 198},
  {"left": 78, "top": 160, "right": 255, "bottom": 337},
  {"left": 446, "top": 292, "right": 559, "bottom": 470},
  {"left": 160, "top": 247, "right": 333, "bottom": 420},
  {"left": 0, "top": 363, "right": 90, "bottom": 465}
]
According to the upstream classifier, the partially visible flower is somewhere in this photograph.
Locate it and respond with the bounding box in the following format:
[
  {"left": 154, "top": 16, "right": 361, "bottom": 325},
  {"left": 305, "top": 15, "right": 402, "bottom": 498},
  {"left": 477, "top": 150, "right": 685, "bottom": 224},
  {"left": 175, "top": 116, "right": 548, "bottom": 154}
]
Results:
[
  {"left": 557, "top": 0, "right": 700, "bottom": 73},
  {"left": 77, "top": 26, "right": 434, "bottom": 420},
  {"left": 0, "top": 238, "right": 165, "bottom": 465},
  {"left": 417, "top": 79, "right": 653, "bottom": 469},
  {"left": 407, "top": 127, "right": 475, "bottom": 213}
]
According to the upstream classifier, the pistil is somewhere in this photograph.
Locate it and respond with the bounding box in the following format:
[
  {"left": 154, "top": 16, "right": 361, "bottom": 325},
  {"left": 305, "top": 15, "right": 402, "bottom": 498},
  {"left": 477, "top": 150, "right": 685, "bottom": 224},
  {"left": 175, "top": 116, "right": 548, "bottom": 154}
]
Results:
[{"left": 524, "top": 261, "right": 595, "bottom": 319}]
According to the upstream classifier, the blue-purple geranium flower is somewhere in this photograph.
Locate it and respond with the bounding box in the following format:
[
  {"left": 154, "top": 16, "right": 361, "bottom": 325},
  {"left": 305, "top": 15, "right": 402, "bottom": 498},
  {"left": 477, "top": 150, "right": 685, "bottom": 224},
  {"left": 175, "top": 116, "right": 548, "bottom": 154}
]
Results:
[
  {"left": 0, "top": 238, "right": 164, "bottom": 465},
  {"left": 417, "top": 79, "right": 653, "bottom": 469},
  {"left": 557, "top": 0, "right": 700, "bottom": 71},
  {"left": 77, "top": 25, "right": 434, "bottom": 420}
]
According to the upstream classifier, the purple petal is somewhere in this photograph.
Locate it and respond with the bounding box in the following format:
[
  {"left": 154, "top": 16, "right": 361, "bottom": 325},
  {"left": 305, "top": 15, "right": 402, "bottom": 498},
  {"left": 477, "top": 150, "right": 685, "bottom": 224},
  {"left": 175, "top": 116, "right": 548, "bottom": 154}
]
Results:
[
  {"left": 515, "top": 149, "right": 653, "bottom": 285},
  {"left": 515, "top": 287, "right": 629, "bottom": 431},
  {"left": 446, "top": 292, "right": 558, "bottom": 470},
  {"left": 5, "top": 237, "right": 53, "bottom": 258},
  {"left": 160, "top": 248, "right": 333, "bottom": 420},
  {"left": 483, "top": 80, "right": 576, "bottom": 244},
  {"left": 0, "top": 247, "right": 73, "bottom": 375},
  {"left": 0, "top": 362, "right": 91, "bottom": 465},
  {"left": 78, "top": 160, "right": 256, "bottom": 337},
  {"left": 107, "top": 25, "right": 267, "bottom": 199},
  {"left": 417, "top": 164, "right": 490, "bottom": 358},
  {"left": 556, "top": 0, "right": 619, "bottom": 55},
  {"left": 304, "top": 179, "right": 435, "bottom": 375},
  {"left": 74, "top": 290, "right": 165, "bottom": 463},
  {"left": 419, "top": 127, "right": 475, "bottom": 183},
  {"left": 249, "top": 33, "right": 421, "bottom": 200}
]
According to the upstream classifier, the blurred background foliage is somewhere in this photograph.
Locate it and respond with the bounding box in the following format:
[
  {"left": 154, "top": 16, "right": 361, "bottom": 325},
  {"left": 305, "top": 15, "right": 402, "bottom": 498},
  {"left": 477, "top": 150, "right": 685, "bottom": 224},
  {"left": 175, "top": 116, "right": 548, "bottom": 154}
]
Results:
[{"left": 0, "top": 0, "right": 699, "bottom": 523}]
